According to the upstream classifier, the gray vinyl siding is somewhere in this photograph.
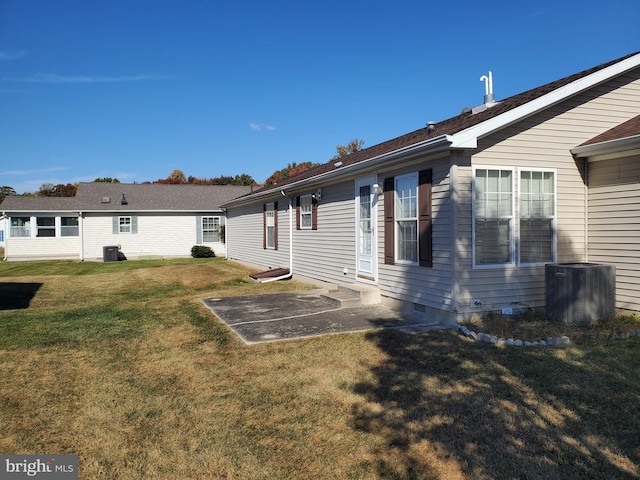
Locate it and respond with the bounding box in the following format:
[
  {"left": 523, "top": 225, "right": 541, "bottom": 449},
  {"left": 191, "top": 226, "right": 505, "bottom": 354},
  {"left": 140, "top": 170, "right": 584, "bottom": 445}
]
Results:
[
  {"left": 377, "top": 156, "right": 454, "bottom": 312},
  {"left": 226, "top": 201, "right": 290, "bottom": 269},
  {"left": 588, "top": 155, "right": 640, "bottom": 312},
  {"left": 455, "top": 69, "right": 640, "bottom": 317},
  {"left": 226, "top": 180, "right": 357, "bottom": 282},
  {"left": 293, "top": 180, "right": 356, "bottom": 284}
]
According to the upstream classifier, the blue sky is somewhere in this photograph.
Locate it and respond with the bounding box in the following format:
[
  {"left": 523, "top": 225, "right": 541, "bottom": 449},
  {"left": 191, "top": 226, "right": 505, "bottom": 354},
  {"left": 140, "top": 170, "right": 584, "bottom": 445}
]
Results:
[{"left": 1, "top": 0, "right": 638, "bottom": 193}]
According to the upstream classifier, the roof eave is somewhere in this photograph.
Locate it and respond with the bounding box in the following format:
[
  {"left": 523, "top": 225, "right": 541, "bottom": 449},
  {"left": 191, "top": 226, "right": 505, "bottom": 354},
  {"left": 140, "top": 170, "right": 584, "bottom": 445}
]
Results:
[
  {"left": 221, "top": 135, "right": 453, "bottom": 207},
  {"left": 571, "top": 134, "right": 640, "bottom": 161},
  {"left": 451, "top": 53, "right": 640, "bottom": 149}
]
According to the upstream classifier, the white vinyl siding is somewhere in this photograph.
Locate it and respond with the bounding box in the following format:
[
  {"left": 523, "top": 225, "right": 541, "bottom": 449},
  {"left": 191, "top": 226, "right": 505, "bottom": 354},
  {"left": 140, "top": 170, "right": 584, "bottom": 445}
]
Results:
[
  {"left": 83, "top": 212, "right": 227, "bottom": 260},
  {"left": 588, "top": 155, "right": 640, "bottom": 312}
]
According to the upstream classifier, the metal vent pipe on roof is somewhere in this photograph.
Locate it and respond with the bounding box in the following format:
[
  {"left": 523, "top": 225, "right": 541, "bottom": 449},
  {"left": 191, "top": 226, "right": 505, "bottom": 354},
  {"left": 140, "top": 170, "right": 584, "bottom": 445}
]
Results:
[{"left": 480, "top": 71, "right": 495, "bottom": 104}]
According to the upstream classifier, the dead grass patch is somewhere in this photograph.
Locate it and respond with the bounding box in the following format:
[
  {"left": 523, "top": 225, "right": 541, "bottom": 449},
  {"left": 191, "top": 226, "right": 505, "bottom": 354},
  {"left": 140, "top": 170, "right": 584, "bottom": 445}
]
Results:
[{"left": 1, "top": 258, "right": 639, "bottom": 479}]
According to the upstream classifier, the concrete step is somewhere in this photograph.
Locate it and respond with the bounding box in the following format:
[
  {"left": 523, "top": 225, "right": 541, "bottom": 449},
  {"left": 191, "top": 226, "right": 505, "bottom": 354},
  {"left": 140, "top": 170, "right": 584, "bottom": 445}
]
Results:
[
  {"left": 321, "top": 283, "right": 381, "bottom": 308},
  {"left": 338, "top": 284, "right": 381, "bottom": 306},
  {"left": 321, "top": 290, "right": 362, "bottom": 308}
]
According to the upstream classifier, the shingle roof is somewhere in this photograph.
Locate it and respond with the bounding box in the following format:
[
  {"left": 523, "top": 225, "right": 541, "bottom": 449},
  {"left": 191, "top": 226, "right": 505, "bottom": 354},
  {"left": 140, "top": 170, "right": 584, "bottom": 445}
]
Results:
[
  {"left": 74, "top": 182, "right": 252, "bottom": 211},
  {"left": 578, "top": 114, "right": 640, "bottom": 146},
  {"left": 1, "top": 183, "right": 253, "bottom": 212},
  {"left": 252, "top": 51, "right": 640, "bottom": 195},
  {"left": 0, "top": 196, "right": 77, "bottom": 212}
]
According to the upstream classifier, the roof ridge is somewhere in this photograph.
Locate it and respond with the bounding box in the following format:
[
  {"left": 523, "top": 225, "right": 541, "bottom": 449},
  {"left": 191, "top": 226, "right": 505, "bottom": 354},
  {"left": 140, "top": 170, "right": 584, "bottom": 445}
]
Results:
[{"left": 252, "top": 51, "right": 640, "bottom": 194}]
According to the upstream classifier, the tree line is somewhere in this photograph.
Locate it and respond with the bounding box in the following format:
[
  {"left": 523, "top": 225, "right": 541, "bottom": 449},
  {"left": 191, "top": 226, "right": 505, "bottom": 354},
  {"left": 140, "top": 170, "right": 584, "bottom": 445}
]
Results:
[{"left": 0, "top": 138, "right": 364, "bottom": 200}]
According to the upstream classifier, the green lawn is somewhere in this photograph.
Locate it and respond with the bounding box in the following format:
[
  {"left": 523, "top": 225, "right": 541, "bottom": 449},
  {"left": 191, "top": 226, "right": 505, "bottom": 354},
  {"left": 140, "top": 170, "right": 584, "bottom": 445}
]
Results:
[{"left": 1, "top": 258, "right": 639, "bottom": 479}]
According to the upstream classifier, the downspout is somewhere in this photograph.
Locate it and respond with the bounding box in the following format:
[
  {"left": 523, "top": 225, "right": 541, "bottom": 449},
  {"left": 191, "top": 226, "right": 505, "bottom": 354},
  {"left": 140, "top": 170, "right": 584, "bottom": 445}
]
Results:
[
  {"left": 78, "top": 211, "right": 84, "bottom": 261},
  {"left": 1, "top": 212, "right": 6, "bottom": 261},
  {"left": 260, "top": 191, "right": 294, "bottom": 283}
]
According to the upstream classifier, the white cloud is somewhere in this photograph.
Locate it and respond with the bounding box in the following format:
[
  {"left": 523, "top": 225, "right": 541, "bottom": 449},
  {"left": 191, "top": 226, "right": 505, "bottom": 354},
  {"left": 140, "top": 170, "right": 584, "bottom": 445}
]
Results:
[
  {"left": 250, "top": 123, "right": 276, "bottom": 131},
  {"left": 26, "top": 73, "right": 170, "bottom": 83},
  {"left": 0, "top": 166, "right": 68, "bottom": 176},
  {"left": 0, "top": 73, "right": 170, "bottom": 84},
  {"left": 0, "top": 50, "right": 28, "bottom": 60}
]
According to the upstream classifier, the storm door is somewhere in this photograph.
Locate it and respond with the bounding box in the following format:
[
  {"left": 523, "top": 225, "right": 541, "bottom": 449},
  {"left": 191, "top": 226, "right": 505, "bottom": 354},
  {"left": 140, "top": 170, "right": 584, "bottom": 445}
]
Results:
[{"left": 355, "top": 176, "right": 378, "bottom": 282}]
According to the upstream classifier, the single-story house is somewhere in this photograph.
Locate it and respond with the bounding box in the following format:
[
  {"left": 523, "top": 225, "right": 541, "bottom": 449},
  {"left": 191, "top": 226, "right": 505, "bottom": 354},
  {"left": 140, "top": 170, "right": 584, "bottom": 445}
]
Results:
[
  {"left": 222, "top": 51, "right": 640, "bottom": 324},
  {"left": 1, "top": 182, "right": 252, "bottom": 261}
]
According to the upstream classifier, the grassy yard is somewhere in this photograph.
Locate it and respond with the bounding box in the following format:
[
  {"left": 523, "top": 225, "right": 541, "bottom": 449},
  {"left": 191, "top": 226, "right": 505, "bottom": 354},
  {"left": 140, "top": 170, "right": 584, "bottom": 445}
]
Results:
[{"left": 1, "top": 258, "right": 639, "bottom": 479}]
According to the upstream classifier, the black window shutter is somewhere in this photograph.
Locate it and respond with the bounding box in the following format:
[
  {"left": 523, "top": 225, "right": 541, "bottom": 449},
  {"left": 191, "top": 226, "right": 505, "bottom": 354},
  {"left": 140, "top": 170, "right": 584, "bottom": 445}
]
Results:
[
  {"left": 295, "top": 196, "right": 301, "bottom": 230},
  {"left": 274, "top": 201, "right": 278, "bottom": 250},
  {"left": 311, "top": 197, "right": 318, "bottom": 230},
  {"left": 384, "top": 177, "right": 395, "bottom": 265},
  {"left": 418, "top": 169, "right": 433, "bottom": 268}
]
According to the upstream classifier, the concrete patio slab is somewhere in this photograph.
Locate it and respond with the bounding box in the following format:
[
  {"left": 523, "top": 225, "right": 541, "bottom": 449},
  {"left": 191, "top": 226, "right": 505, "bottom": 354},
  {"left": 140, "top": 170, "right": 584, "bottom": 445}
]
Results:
[{"left": 201, "top": 290, "right": 447, "bottom": 345}]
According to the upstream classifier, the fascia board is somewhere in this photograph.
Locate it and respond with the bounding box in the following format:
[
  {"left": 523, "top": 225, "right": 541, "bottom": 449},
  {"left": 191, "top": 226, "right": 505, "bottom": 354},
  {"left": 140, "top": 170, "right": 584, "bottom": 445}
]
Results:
[
  {"left": 451, "top": 53, "right": 640, "bottom": 149},
  {"left": 221, "top": 135, "right": 453, "bottom": 207}
]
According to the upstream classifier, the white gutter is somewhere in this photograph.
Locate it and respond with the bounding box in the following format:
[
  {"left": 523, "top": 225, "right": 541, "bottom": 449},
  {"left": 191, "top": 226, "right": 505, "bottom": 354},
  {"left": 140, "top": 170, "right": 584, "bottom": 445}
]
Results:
[
  {"left": 451, "top": 53, "right": 640, "bottom": 149},
  {"left": 258, "top": 192, "right": 294, "bottom": 283},
  {"left": 223, "top": 135, "right": 453, "bottom": 208},
  {"left": 570, "top": 134, "right": 640, "bottom": 160}
]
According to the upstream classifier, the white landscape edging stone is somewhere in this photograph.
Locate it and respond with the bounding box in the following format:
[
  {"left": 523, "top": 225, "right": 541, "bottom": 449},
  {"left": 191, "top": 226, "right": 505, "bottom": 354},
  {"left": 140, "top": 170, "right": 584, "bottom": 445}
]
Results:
[{"left": 457, "top": 325, "right": 571, "bottom": 348}]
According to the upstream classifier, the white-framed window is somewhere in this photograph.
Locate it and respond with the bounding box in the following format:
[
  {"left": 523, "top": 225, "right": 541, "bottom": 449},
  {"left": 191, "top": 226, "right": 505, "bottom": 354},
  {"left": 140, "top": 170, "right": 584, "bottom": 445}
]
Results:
[
  {"left": 119, "top": 216, "right": 132, "bottom": 234},
  {"left": 10, "top": 217, "right": 31, "bottom": 237},
  {"left": 61, "top": 217, "right": 79, "bottom": 237},
  {"left": 473, "top": 167, "right": 514, "bottom": 267},
  {"left": 519, "top": 169, "right": 556, "bottom": 264},
  {"left": 395, "top": 173, "right": 418, "bottom": 264},
  {"left": 265, "top": 203, "right": 276, "bottom": 249},
  {"left": 36, "top": 217, "right": 56, "bottom": 237},
  {"left": 300, "top": 194, "right": 312, "bottom": 229},
  {"left": 202, "top": 216, "right": 224, "bottom": 243}
]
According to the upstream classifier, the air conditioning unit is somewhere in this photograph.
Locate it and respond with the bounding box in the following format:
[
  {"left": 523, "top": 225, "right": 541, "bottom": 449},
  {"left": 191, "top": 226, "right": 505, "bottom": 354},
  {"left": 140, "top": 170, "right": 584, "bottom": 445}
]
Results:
[
  {"left": 103, "top": 245, "right": 119, "bottom": 262},
  {"left": 545, "top": 263, "right": 615, "bottom": 327}
]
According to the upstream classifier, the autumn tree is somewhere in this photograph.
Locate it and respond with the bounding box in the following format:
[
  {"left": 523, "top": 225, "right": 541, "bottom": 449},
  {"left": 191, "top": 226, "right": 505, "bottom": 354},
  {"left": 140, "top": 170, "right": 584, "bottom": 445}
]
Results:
[
  {"left": 0, "top": 186, "right": 17, "bottom": 203},
  {"left": 264, "top": 161, "right": 320, "bottom": 187},
  {"left": 332, "top": 138, "right": 365, "bottom": 160},
  {"left": 35, "top": 183, "right": 78, "bottom": 197},
  {"left": 93, "top": 177, "right": 120, "bottom": 183}
]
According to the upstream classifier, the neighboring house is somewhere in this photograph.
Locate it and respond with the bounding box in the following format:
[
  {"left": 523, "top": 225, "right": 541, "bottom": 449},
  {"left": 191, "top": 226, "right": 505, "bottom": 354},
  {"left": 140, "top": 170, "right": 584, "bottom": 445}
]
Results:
[
  {"left": 1, "top": 182, "right": 252, "bottom": 261},
  {"left": 222, "top": 52, "right": 640, "bottom": 324}
]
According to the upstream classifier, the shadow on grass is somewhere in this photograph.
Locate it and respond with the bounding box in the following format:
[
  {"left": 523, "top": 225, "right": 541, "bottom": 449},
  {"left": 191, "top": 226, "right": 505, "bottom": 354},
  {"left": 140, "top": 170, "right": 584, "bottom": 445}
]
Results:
[
  {"left": 0, "top": 282, "right": 42, "bottom": 310},
  {"left": 351, "top": 329, "right": 640, "bottom": 479}
]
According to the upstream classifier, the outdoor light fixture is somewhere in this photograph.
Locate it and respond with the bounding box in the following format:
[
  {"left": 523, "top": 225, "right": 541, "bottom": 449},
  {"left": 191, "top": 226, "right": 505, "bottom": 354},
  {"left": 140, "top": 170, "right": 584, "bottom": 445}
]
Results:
[{"left": 373, "top": 184, "right": 383, "bottom": 195}]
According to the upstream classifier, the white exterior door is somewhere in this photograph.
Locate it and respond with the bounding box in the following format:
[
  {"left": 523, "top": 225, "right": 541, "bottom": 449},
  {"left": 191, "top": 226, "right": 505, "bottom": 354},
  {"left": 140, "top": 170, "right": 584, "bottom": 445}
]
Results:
[{"left": 355, "top": 176, "right": 377, "bottom": 282}]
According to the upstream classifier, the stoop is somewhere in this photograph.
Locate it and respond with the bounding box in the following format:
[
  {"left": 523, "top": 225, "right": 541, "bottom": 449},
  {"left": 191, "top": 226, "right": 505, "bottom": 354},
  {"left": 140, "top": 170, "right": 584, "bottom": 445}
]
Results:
[{"left": 321, "top": 283, "right": 381, "bottom": 308}]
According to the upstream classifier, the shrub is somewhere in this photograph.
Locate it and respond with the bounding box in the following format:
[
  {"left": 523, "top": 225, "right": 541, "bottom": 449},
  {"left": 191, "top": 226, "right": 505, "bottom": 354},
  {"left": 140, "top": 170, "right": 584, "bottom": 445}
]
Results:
[{"left": 191, "top": 245, "right": 215, "bottom": 258}]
